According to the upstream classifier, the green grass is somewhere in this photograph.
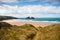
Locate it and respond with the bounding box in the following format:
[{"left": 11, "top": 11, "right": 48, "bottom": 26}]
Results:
[{"left": 0, "top": 22, "right": 60, "bottom": 40}]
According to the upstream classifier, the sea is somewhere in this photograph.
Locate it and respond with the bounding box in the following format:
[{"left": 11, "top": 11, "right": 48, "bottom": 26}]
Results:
[{"left": 15, "top": 18, "right": 60, "bottom": 23}]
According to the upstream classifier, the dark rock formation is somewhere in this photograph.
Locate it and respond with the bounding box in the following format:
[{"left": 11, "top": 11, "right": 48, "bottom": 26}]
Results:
[{"left": 26, "top": 16, "right": 35, "bottom": 19}]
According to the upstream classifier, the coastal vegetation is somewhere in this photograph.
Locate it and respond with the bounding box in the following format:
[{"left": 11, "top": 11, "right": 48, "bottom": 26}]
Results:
[{"left": 0, "top": 22, "right": 60, "bottom": 40}]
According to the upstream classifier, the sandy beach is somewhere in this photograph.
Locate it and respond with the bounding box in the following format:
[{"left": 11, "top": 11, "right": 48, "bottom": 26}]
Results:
[{"left": 1, "top": 19, "right": 56, "bottom": 28}]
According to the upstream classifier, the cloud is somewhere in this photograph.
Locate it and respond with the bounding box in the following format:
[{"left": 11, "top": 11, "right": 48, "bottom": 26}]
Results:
[
  {"left": 0, "top": 0, "right": 60, "bottom": 4},
  {"left": 40, "top": 0, "right": 60, "bottom": 4},
  {"left": 19, "top": 0, "right": 60, "bottom": 4},
  {"left": 19, "top": 0, "right": 36, "bottom": 2},
  {"left": 0, "top": 0, "right": 37, "bottom": 3},
  {"left": 0, "top": 0, "right": 18, "bottom": 3},
  {"left": 0, "top": 5, "right": 60, "bottom": 17}
]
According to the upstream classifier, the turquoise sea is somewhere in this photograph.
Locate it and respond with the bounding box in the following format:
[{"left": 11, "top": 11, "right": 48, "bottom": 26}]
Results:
[{"left": 15, "top": 18, "right": 60, "bottom": 23}]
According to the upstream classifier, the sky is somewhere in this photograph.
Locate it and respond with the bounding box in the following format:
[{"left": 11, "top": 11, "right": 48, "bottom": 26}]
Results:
[{"left": 0, "top": 0, "right": 60, "bottom": 18}]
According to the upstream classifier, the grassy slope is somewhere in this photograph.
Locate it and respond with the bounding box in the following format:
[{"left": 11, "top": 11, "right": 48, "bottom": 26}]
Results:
[
  {"left": 0, "top": 22, "right": 37, "bottom": 40},
  {"left": 35, "top": 24, "right": 60, "bottom": 40},
  {"left": 0, "top": 22, "right": 60, "bottom": 40}
]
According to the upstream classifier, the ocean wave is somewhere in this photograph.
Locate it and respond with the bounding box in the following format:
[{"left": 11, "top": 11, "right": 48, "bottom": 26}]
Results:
[{"left": 13, "top": 19, "right": 60, "bottom": 23}]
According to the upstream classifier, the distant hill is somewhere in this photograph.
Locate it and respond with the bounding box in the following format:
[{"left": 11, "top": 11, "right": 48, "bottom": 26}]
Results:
[{"left": 0, "top": 16, "right": 18, "bottom": 21}]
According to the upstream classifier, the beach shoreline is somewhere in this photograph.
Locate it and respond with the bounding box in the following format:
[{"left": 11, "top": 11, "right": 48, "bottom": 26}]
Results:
[{"left": 1, "top": 19, "right": 58, "bottom": 28}]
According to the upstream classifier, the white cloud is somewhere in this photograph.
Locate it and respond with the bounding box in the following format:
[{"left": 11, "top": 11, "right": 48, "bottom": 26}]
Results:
[
  {"left": 0, "top": 5, "right": 60, "bottom": 18},
  {"left": 0, "top": 0, "right": 60, "bottom": 4},
  {"left": 0, "top": 0, "right": 36, "bottom": 3},
  {"left": 20, "top": 0, "right": 37, "bottom": 2},
  {"left": 40, "top": 0, "right": 60, "bottom": 4},
  {"left": 19, "top": 0, "right": 60, "bottom": 4},
  {"left": 0, "top": 0, "right": 18, "bottom": 3}
]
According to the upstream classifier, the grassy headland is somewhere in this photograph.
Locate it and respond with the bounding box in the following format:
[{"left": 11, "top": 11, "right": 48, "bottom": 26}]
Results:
[{"left": 0, "top": 16, "right": 18, "bottom": 21}]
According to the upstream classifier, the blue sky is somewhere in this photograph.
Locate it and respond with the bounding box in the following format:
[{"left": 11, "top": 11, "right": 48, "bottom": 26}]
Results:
[{"left": 0, "top": 0, "right": 60, "bottom": 18}]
